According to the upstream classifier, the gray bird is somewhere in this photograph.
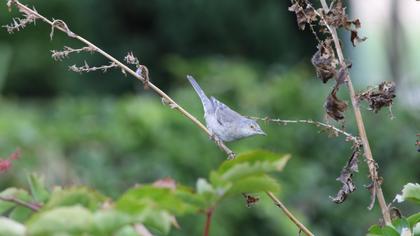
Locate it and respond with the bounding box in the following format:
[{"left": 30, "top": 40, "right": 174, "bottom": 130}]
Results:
[{"left": 187, "top": 75, "right": 266, "bottom": 143}]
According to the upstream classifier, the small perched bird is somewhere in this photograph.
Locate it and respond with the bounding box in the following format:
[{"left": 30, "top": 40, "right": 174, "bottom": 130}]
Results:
[{"left": 187, "top": 75, "right": 266, "bottom": 143}]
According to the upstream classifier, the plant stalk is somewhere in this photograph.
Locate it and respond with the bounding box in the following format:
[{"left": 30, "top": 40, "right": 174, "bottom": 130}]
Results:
[
  {"left": 319, "top": 0, "right": 391, "bottom": 225},
  {"left": 266, "top": 192, "right": 314, "bottom": 236}
]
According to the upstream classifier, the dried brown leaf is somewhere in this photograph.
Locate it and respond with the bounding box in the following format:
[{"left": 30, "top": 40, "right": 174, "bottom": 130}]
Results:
[
  {"left": 312, "top": 39, "right": 338, "bottom": 83},
  {"left": 350, "top": 30, "right": 367, "bottom": 47},
  {"left": 325, "top": 89, "right": 348, "bottom": 121},
  {"left": 330, "top": 149, "right": 360, "bottom": 203},
  {"left": 358, "top": 81, "right": 396, "bottom": 113}
]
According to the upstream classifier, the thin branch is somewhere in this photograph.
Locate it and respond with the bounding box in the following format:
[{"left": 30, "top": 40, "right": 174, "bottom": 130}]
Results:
[
  {"left": 253, "top": 117, "right": 361, "bottom": 146},
  {"left": 6, "top": 0, "right": 235, "bottom": 159},
  {"left": 265, "top": 192, "right": 314, "bottom": 236},
  {"left": 0, "top": 195, "right": 40, "bottom": 212},
  {"left": 203, "top": 207, "right": 214, "bottom": 236},
  {"left": 319, "top": 0, "right": 391, "bottom": 225}
]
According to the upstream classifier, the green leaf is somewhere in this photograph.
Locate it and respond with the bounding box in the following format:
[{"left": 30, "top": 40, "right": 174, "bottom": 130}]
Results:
[
  {"left": 408, "top": 212, "right": 420, "bottom": 228},
  {"left": 226, "top": 175, "right": 280, "bottom": 196},
  {"left": 114, "top": 225, "right": 139, "bottom": 236},
  {"left": 27, "top": 205, "right": 93, "bottom": 236},
  {"left": 27, "top": 173, "right": 50, "bottom": 203},
  {"left": 9, "top": 206, "right": 32, "bottom": 222},
  {"left": 381, "top": 226, "right": 400, "bottom": 236},
  {"left": 196, "top": 178, "right": 214, "bottom": 194},
  {"left": 395, "top": 183, "right": 420, "bottom": 204},
  {"left": 0, "top": 188, "right": 35, "bottom": 222},
  {"left": 143, "top": 210, "right": 173, "bottom": 235},
  {"left": 213, "top": 150, "right": 290, "bottom": 183},
  {"left": 367, "top": 225, "right": 401, "bottom": 236},
  {"left": 392, "top": 218, "right": 410, "bottom": 234},
  {"left": 92, "top": 210, "right": 135, "bottom": 235},
  {"left": 0, "top": 217, "right": 25, "bottom": 236},
  {"left": 116, "top": 185, "right": 198, "bottom": 215},
  {"left": 0, "top": 188, "right": 32, "bottom": 214},
  {"left": 367, "top": 224, "right": 383, "bottom": 236},
  {"left": 43, "top": 187, "right": 106, "bottom": 211}
]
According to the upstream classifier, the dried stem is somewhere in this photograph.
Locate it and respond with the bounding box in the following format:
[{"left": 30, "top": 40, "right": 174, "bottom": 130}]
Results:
[
  {"left": 253, "top": 117, "right": 361, "bottom": 146},
  {"left": 319, "top": 0, "right": 391, "bottom": 225},
  {"left": 266, "top": 192, "right": 314, "bottom": 236},
  {"left": 0, "top": 195, "right": 40, "bottom": 212},
  {"left": 6, "top": 0, "right": 235, "bottom": 159}
]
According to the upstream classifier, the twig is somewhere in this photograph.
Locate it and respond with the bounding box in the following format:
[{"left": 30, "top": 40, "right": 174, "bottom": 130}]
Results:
[
  {"left": 0, "top": 195, "right": 40, "bottom": 212},
  {"left": 319, "top": 0, "right": 391, "bottom": 225},
  {"left": 203, "top": 207, "right": 215, "bottom": 236},
  {"left": 253, "top": 117, "right": 361, "bottom": 146},
  {"left": 266, "top": 192, "right": 314, "bottom": 236},
  {"left": 6, "top": 0, "right": 235, "bottom": 159}
]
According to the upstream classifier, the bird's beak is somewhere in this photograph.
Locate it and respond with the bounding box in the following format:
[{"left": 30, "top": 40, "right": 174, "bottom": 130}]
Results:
[{"left": 258, "top": 130, "right": 267, "bottom": 136}]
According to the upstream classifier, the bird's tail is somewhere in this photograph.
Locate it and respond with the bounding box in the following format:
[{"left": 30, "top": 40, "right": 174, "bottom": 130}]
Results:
[{"left": 187, "top": 75, "right": 213, "bottom": 112}]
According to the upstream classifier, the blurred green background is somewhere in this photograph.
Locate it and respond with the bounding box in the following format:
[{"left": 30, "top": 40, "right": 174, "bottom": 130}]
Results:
[{"left": 0, "top": 0, "right": 419, "bottom": 235}]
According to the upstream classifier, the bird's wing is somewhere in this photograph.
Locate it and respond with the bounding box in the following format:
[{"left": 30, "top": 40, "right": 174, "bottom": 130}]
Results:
[{"left": 211, "top": 97, "right": 243, "bottom": 125}]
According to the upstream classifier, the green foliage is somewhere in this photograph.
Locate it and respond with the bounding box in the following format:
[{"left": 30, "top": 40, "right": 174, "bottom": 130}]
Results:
[
  {"left": 0, "top": 217, "right": 25, "bottom": 236},
  {"left": 367, "top": 183, "right": 420, "bottom": 236},
  {"left": 0, "top": 150, "right": 289, "bottom": 235},
  {"left": 395, "top": 183, "right": 420, "bottom": 204}
]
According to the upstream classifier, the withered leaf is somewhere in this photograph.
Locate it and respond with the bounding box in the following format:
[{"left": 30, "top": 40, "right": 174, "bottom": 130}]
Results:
[
  {"left": 358, "top": 81, "right": 396, "bottom": 113},
  {"left": 288, "top": 1, "right": 317, "bottom": 31},
  {"left": 330, "top": 149, "right": 360, "bottom": 204},
  {"left": 312, "top": 40, "right": 338, "bottom": 83},
  {"left": 325, "top": 89, "right": 348, "bottom": 121},
  {"left": 350, "top": 30, "right": 367, "bottom": 47}
]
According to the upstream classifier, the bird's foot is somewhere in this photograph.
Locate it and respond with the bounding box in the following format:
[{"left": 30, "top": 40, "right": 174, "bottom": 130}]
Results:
[{"left": 211, "top": 135, "right": 236, "bottom": 160}]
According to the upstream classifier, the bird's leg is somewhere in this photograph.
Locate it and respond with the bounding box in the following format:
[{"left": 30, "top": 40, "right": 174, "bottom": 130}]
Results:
[{"left": 210, "top": 134, "right": 236, "bottom": 160}]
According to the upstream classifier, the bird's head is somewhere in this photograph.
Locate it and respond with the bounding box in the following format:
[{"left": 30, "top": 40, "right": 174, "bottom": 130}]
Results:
[{"left": 241, "top": 119, "right": 266, "bottom": 137}]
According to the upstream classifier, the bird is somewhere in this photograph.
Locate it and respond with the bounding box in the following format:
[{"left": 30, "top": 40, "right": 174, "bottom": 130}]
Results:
[{"left": 187, "top": 75, "right": 266, "bottom": 143}]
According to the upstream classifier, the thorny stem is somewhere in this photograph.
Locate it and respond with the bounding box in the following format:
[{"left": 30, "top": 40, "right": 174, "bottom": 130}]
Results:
[
  {"left": 319, "top": 0, "right": 391, "bottom": 225},
  {"left": 253, "top": 117, "right": 361, "bottom": 146},
  {"left": 0, "top": 195, "right": 40, "bottom": 212},
  {"left": 203, "top": 207, "right": 214, "bottom": 236},
  {"left": 7, "top": 0, "right": 235, "bottom": 159},
  {"left": 266, "top": 192, "right": 314, "bottom": 236}
]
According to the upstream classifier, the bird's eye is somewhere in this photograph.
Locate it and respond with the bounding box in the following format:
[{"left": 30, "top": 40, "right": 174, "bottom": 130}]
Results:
[{"left": 250, "top": 125, "right": 255, "bottom": 129}]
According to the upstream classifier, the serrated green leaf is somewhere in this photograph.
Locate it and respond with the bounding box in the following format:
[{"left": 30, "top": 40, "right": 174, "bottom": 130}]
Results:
[
  {"left": 214, "top": 150, "right": 290, "bottom": 183},
  {"left": 27, "top": 173, "right": 50, "bottom": 203},
  {"left": 43, "top": 187, "right": 106, "bottom": 211},
  {"left": 408, "top": 213, "right": 420, "bottom": 228},
  {"left": 27, "top": 206, "right": 93, "bottom": 236},
  {"left": 413, "top": 223, "right": 420, "bottom": 236},
  {"left": 0, "top": 217, "right": 25, "bottom": 236},
  {"left": 114, "top": 225, "right": 139, "bottom": 236},
  {"left": 0, "top": 188, "right": 35, "bottom": 221},
  {"left": 9, "top": 206, "right": 32, "bottom": 222},
  {"left": 367, "top": 224, "right": 383, "bottom": 236},
  {"left": 92, "top": 210, "right": 135, "bottom": 235},
  {"left": 143, "top": 210, "right": 173, "bottom": 235},
  {"left": 381, "top": 226, "right": 400, "bottom": 236},
  {"left": 392, "top": 218, "right": 410, "bottom": 234},
  {"left": 395, "top": 183, "right": 420, "bottom": 204},
  {"left": 226, "top": 175, "right": 280, "bottom": 196},
  {"left": 116, "top": 186, "right": 198, "bottom": 215},
  {"left": 0, "top": 188, "right": 32, "bottom": 214},
  {"left": 197, "top": 178, "right": 214, "bottom": 194}
]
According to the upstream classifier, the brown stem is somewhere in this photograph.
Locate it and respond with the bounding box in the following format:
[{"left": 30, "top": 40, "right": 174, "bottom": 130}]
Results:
[
  {"left": 203, "top": 207, "right": 214, "bottom": 236},
  {"left": 319, "top": 0, "right": 391, "bottom": 225},
  {"left": 9, "top": 0, "right": 235, "bottom": 159},
  {"left": 0, "top": 195, "right": 40, "bottom": 212},
  {"left": 266, "top": 192, "right": 314, "bottom": 236}
]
